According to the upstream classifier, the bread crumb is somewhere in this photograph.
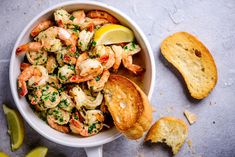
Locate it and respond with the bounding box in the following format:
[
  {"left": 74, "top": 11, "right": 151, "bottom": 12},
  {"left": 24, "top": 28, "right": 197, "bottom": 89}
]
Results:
[
  {"left": 187, "top": 139, "right": 192, "bottom": 148},
  {"left": 184, "top": 110, "right": 197, "bottom": 125}
]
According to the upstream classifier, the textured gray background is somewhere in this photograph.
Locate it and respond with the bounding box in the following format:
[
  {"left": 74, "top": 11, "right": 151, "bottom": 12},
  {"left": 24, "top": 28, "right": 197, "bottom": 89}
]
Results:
[{"left": 0, "top": 0, "right": 235, "bottom": 157}]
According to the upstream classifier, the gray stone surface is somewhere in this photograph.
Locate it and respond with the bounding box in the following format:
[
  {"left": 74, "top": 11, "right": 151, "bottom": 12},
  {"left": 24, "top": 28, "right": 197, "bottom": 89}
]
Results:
[{"left": 0, "top": 0, "right": 235, "bottom": 156}]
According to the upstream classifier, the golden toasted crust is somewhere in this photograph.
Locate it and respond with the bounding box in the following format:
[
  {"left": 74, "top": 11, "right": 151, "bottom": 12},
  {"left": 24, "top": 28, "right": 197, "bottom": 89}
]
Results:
[
  {"left": 103, "top": 74, "right": 152, "bottom": 139},
  {"left": 160, "top": 32, "right": 217, "bottom": 99},
  {"left": 145, "top": 117, "right": 188, "bottom": 155}
]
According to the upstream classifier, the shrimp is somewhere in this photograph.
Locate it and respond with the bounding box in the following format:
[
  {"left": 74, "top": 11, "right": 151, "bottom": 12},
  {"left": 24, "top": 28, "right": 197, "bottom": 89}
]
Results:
[
  {"left": 56, "top": 48, "right": 77, "bottom": 66},
  {"left": 87, "top": 69, "right": 110, "bottom": 92},
  {"left": 40, "top": 85, "right": 61, "bottom": 108},
  {"left": 31, "top": 20, "right": 53, "bottom": 37},
  {"left": 58, "top": 65, "right": 75, "bottom": 84},
  {"left": 70, "top": 59, "right": 103, "bottom": 83},
  {"left": 123, "top": 42, "right": 141, "bottom": 55},
  {"left": 80, "top": 18, "right": 108, "bottom": 30},
  {"left": 54, "top": 9, "right": 85, "bottom": 28},
  {"left": 47, "top": 75, "right": 61, "bottom": 89},
  {"left": 16, "top": 42, "right": 42, "bottom": 56},
  {"left": 69, "top": 86, "right": 103, "bottom": 110},
  {"left": 69, "top": 110, "right": 104, "bottom": 136},
  {"left": 122, "top": 52, "right": 143, "bottom": 75},
  {"left": 26, "top": 50, "right": 48, "bottom": 65},
  {"left": 58, "top": 92, "right": 75, "bottom": 112},
  {"left": 18, "top": 65, "right": 48, "bottom": 96},
  {"left": 91, "top": 45, "right": 115, "bottom": 69},
  {"left": 36, "top": 26, "right": 77, "bottom": 53},
  {"left": 111, "top": 45, "right": 123, "bottom": 71},
  {"left": 46, "top": 55, "right": 57, "bottom": 73},
  {"left": 78, "top": 29, "right": 94, "bottom": 51},
  {"left": 87, "top": 10, "right": 119, "bottom": 24},
  {"left": 20, "top": 62, "right": 31, "bottom": 71},
  {"left": 47, "top": 107, "right": 70, "bottom": 133}
]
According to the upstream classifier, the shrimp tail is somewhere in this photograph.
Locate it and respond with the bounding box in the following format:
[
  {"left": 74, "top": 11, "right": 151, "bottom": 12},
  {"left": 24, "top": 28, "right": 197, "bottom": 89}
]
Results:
[
  {"left": 31, "top": 20, "right": 53, "bottom": 37},
  {"left": 16, "top": 42, "right": 42, "bottom": 56},
  {"left": 18, "top": 80, "right": 28, "bottom": 97}
]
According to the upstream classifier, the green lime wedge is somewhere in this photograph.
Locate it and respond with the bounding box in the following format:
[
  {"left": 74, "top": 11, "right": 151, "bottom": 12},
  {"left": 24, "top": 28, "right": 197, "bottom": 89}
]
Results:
[
  {"left": 0, "top": 152, "right": 9, "bottom": 157},
  {"left": 25, "top": 147, "right": 48, "bottom": 157},
  {"left": 2, "top": 104, "right": 24, "bottom": 151}
]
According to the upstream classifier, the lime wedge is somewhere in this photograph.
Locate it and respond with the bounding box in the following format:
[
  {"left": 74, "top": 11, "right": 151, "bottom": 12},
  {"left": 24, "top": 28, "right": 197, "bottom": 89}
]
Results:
[
  {"left": 25, "top": 147, "right": 48, "bottom": 157},
  {"left": 94, "top": 24, "right": 134, "bottom": 45},
  {"left": 0, "top": 152, "right": 9, "bottom": 157},
  {"left": 2, "top": 104, "right": 24, "bottom": 151}
]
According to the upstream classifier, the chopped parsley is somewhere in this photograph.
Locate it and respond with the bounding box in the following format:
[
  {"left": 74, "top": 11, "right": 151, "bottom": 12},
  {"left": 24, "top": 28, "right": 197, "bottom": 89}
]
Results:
[
  {"left": 69, "top": 15, "right": 75, "bottom": 21},
  {"left": 95, "top": 75, "right": 101, "bottom": 81},
  {"left": 91, "top": 41, "right": 96, "bottom": 46},
  {"left": 88, "top": 123, "right": 96, "bottom": 133},
  {"left": 79, "top": 41, "right": 83, "bottom": 46}
]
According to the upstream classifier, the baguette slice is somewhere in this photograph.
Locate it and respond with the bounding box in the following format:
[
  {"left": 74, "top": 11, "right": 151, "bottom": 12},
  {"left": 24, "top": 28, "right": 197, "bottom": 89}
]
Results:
[
  {"left": 145, "top": 117, "right": 188, "bottom": 155},
  {"left": 160, "top": 32, "right": 217, "bottom": 99},
  {"left": 103, "top": 74, "right": 152, "bottom": 139}
]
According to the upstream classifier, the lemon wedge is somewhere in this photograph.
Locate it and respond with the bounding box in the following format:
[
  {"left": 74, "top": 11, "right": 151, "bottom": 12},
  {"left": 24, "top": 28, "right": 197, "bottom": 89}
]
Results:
[
  {"left": 2, "top": 104, "right": 24, "bottom": 151},
  {"left": 25, "top": 147, "right": 48, "bottom": 157},
  {"left": 94, "top": 24, "right": 134, "bottom": 45},
  {"left": 0, "top": 152, "right": 9, "bottom": 157}
]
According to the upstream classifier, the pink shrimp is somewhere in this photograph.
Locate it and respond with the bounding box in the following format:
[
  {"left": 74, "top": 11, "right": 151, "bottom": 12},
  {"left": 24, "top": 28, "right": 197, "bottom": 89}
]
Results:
[
  {"left": 111, "top": 45, "right": 123, "bottom": 71},
  {"left": 18, "top": 65, "right": 48, "bottom": 96},
  {"left": 20, "top": 62, "right": 31, "bottom": 71},
  {"left": 47, "top": 115, "right": 69, "bottom": 133},
  {"left": 122, "top": 52, "right": 143, "bottom": 75},
  {"left": 87, "top": 10, "right": 119, "bottom": 24},
  {"left": 16, "top": 42, "right": 42, "bottom": 56},
  {"left": 31, "top": 20, "right": 53, "bottom": 37}
]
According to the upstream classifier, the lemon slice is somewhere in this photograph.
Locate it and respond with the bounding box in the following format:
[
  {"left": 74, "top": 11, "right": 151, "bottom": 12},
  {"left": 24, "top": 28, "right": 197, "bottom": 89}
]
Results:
[
  {"left": 94, "top": 24, "right": 134, "bottom": 45},
  {"left": 0, "top": 152, "right": 9, "bottom": 157},
  {"left": 26, "top": 147, "right": 48, "bottom": 157},
  {"left": 2, "top": 104, "right": 24, "bottom": 151}
]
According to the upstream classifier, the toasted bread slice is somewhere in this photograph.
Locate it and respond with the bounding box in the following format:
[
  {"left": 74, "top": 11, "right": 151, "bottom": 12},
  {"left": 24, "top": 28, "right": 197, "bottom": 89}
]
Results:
[
  {"left": 103, "top": 74, "right": 152, "bottom": 139},
  {"left": 145, "top": 117, "right": 188, "bottom": 155},
  {"left": 160, "top": 32, "right": 217, "bottom": 99}
]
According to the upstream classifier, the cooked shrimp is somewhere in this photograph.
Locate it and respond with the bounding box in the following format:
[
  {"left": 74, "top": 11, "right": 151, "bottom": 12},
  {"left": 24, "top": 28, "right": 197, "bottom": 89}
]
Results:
[
  {"left": 87, "top": 69, "right": 110, "bottom": 92},
  {"left": 58, "top": 65, "right": 75, "bottom": 83},
  {"left": 91, "top": 45, "right": 115, "bottom": 69},
  {"left": 74, "top": 52, "right": 89, "bottom": 73},
  {"left": 26, "top": 50, "right": 48, "bottom": 65},
  {"left": 20, "top": 62, "right": 31, "bottom": 71},
  {"left": 71, "top": 10, "right": 86, "bottom": 26},
  {"left": 46, "top": 55, "right": 57, "bottom": 73},
  {"left": 47, "top": 107, "right": 70, "bottom": 133},
  {"left": 56, "top": 48, "right": 77, "bottom": 66},
  {"left": 123, "top": 42, "right": 141, "bottom": 55},
  {"left": 69, "top": 110, "right": 104, "bottom": 136},
  {"left": 58, "top": 92, "right": 75, "bottom": 112},
  {"left": 16, "top": 42, "right": 42, "bottom": 56},
  {"left": 18, "top": 65, "right": 48, "bottom": 96},
  {"left": 31, "top": 20, "right": 53, "bottom": 37},
  {"left": 80, "top": 18, "right": 108, "bottom": 30},
  {"left": 69, "top": 86, "right": 103, "bottom": 110},
  {"left": 54, "top": 9, "right": 85, "bottom": 28},
  {"left": 36, "top": 26, "right": 77, "bottom": 53},
  {"left": 111, "top": 45, "right": 123, "bottom": 71},
  {"left": 47, "top": 75, "right": 61, "bottom": 89},
  {"left": 40, "top": 85, "right": 60, "bottom": 108},
  {"left": 78, "top": 29, "right": 94, "bottom": 51},
  {"left": 87, "top": 10, "right": 119, "bottom": 24},
  {"left": 70, "top": 58, "right": 103, "bottom": 83},
  {"left": 122, "top": 52, "right": 143, "bottom": 74}
]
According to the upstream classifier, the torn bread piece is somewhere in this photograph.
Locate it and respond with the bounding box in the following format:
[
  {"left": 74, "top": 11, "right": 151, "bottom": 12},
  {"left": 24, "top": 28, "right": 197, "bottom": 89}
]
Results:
[
  {"left": 145, "top": 117, "right": 188, "bottom": 155},
  {"left": 160, "top": 32, "right": 217, "bottom": 99},
  {"left": 184, "top": 110, "right": 197, "bottom": 125},
  {"left": 103, "top": 74, "right": 152, "bottom": 139}
]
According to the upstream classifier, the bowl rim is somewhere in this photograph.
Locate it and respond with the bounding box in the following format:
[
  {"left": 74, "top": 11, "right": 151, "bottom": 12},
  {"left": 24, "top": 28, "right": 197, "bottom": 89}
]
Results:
[{"left": 9, "top": 0, "right": 156, "bottom": 147}]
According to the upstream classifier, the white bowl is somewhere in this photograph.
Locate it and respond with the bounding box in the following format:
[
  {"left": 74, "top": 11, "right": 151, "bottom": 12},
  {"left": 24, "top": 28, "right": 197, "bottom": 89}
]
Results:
[{"left": 9, "top": 1, "right": 156, "bottom": 156}]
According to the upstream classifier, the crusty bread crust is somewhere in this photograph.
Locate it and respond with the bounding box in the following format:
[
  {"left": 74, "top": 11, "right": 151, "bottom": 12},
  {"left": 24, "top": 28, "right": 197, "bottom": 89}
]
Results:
[
  {"left": 103, "top": 74, "right": 152, "bottom": 139},
  {"left": 160, "top": 32, "right": 217, "bottom": 99},
  {"left": 145, "top": 117, "right": 188, "bottom": 155}
]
